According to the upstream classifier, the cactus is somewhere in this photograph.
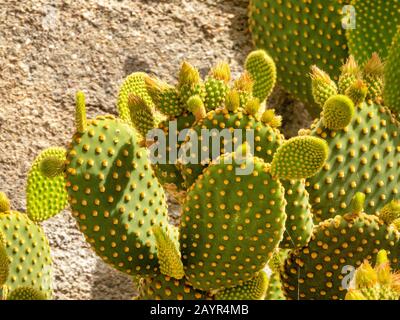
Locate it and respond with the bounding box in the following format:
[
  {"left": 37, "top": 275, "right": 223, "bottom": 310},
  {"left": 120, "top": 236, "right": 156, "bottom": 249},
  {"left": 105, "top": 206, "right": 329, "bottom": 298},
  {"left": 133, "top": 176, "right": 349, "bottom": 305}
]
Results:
[
  {"left": 305, "top": 56, "right": 400, "bottom": 222},
  {"left": 265, "top": 250, "right": 288, "bottom": 300},
  {"left": 61, "top": 93, "right": 174, "bottom": 277},
  {"left": 215, "top": 271, "right": 269, "bottom": 300},
  {"left": 321, "top": 95, "right": 355, "bottom": 130},
  {"left": 345, "top": 250, "right": 400, "bottom": 300},
  {"left": 26, "top": 147, "right": 68, "bottom": 222},
  {"left": 245, "top": 50, "right": 277, "bottom": 103},
  {"left": 281, "top": 193, "right": 400, "bottom": 300},
  {"left": 204, "top": 62, "right": 231, "bottom": 111},
  {"left": 6, "top": 286, "right": 47, "bottom": 300},
  {"left": 137, "top": 274, "right": 212, "bottom": 300},
  {"left": 384, "top": 29, "right": 400, "bottom": 118},
  {"left": 248, "top": 0, "right": 400, "bottom": 112},
  {"left": 117, "top": 72, "right": 155, "bottom": 128},
  {"left": 0, "top": 192, "right": 52, "bottom": 299}
]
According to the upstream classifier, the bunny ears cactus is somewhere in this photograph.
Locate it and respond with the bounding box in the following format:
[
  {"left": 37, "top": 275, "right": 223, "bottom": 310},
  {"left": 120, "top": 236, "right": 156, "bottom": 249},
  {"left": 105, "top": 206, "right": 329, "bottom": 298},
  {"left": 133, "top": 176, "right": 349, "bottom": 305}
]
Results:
[
  {"left": 248, "top": 0, "right": 400, "bottom": 113},
  {"left": 0, "top": 192, "right": 52, "bottom": 300}
]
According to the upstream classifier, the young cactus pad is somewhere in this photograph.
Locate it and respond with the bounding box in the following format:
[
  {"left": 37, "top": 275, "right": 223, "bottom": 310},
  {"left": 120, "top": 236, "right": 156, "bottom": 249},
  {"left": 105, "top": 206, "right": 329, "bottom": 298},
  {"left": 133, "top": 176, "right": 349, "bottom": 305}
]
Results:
[
  {"left": 345, "top": 250, "right": 400, "bottom": 300},
  {"left": 26, "top": 147, "right": 68, "bottom": 222},
  {"left": 270, "top": 136, "right": 329, "bottom": 180},
  {"left": 215, "top": 271, "right": 269, "bottom": 300},
  {"left": 117, "top": 72, "right": 154, "bottom": 127}
]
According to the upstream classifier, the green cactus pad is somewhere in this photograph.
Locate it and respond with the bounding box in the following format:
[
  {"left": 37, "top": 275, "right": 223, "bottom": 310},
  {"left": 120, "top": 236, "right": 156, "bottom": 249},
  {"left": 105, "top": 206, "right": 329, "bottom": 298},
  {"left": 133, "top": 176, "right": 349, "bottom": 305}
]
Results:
[
  {"left": 180, "top": 152, "right": 286, "bottom": 291},
  {"left": 128, "top": 95, "right": 158, "bottom": 138},
  {"left": 270, "top": 136, "right": 329, "bottom": 180},
  {"left": 0, "top": 192, "right": 10, "bottom": 213},
  {"left": 0, "top": 211, "right": 53, "bottom": 299},
  {"left": 280, "top": 180, "right": 313, "bottom": 249},
  {"left": 65, "top": 115, "right": 172, "bottom": 276},
  {"left": 215, "top": 271, "right": 269, "bottom": 300},
  {"left": 281, "top": 212, "right": 400, "bottom": 300},
  {"left": 178, "top": 61, "right": 206, "bottom": 107},
  {"left": 346, "top": 0, "right": 400, "bottom": 64},
  {"left": 0, "top": 231, "right": 9, "bottom": 286},
  {"left": 245, "top": 50, "right": 276, "bottom": 103},
  {"left": 249, "top": 0, "right": 349, "bottom": 111},
  {"left": 26, "top": 147, "right": 68, "bottom": 222},
  {"left": 152, "top": 112, "right": 196, "bottom": 198},
  {"left": 7, "top": 286, "right": 47, "bottom": 300},
  {"left": 145, "top": 76, "right": 185, "bottom": 117},
  {"left": 346, "top": 79, "right": 368, "bottom": 106},
  {"left": 138, "top": 274, "right": 211, "bottom": 300},
  {"left": 384, "top": 30, "right": 400, "bottom": 117},
  {"left": 117, "top": 72, "right": 154, "bottom": 127},
  {"left": 338, "top": 56, "right": 360, "bottom": 94},
  {"left": 307, "top": 102, "right": 400, "bottom": 221},
  {"left": 310, "top": 66, "right": 339, "bottom": 108},
  {"left": 204, "top": 62, "right": 230, "bottom": 111},
  {"left": 322, "top": 95, "right": 355, "bottom": 130},
  {"left": 363, "top": 53, "right": 385, "bottom": 102},
  {"left": 179, "top": 107, "right": 284, "bottom": 189},
  {"left": 265, "top": 272, "right": 286, "bottom": 300},
  {"left": 153, "top": 226, "right": 184, "bottom": 280}
]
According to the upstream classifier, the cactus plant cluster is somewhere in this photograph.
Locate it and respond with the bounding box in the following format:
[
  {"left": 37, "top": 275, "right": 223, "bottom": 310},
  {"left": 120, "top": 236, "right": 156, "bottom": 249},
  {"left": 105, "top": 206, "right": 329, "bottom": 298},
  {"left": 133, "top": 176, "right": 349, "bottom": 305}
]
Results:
[
  {"left": 31, "top": 50, "right": 336, "bottom": 300},
  {"left": 5, "top": 38, "right": 400, "bottom": 299},
  {"left": 248, "top": 0, "right": 400, "bottom": 114}
]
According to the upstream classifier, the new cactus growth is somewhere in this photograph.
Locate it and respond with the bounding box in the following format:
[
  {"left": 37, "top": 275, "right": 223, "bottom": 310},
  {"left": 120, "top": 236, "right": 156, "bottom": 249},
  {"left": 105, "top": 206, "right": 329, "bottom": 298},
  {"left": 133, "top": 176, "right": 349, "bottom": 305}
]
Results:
[
  {"left": 245, "top": 50, "right": 277, "bottom": 103},
  {"left": 204, "top": 62, "right": 231, "bottom": 111},
  {"left": 248, "top": 0, "right": 400, "bottom": 112},
  {"left": 26, "top": 147, "right": 68, "bottom": 222},
  {"left": 215, "top": 271, "right": 269, "bottom": 300},
  {"left": 322, "top": 95, "right": 355, "bottom": 130},
  {"left": 117, "top": 72, "right": 155, "bottom": 127},
  {"left": 345, "top": 250, "right": 400, "bottom": 300}
]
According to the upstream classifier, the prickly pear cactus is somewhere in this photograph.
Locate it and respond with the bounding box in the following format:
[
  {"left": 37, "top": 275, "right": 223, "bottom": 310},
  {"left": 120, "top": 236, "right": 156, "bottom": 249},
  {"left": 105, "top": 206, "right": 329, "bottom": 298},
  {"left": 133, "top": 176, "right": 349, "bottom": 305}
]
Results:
[
  {"left": 26, "top": 147, "right": 68, "bottom": 222},
  {"left": 345, "top": 250, "right": 400, "bottom": 300},
  {"left": 304, "top": 56, "right": 400, "bottom": 222},
  {"left": 117, "top": 72, "right": 155, "bottom": 127},
  {"left": 281, "top": 194, "right": 400, "bottom": 300},
  {"left": 180, "top": 148, "right": 287, "bottom": 291},
  {"left": 248, "top": 0, "right": 400, "bottom": 111},
  {"left": 384, "top": 29, "right": 400, "bottom": 118},
  {"left": 62, "top": 93, "right": 175, "bottom": 277},
  {"left": 0, "top": 192, "right": 52, "bottom": 299},
  {"left": 137, "top": 274, "right": 212, "bottom": 300}
]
